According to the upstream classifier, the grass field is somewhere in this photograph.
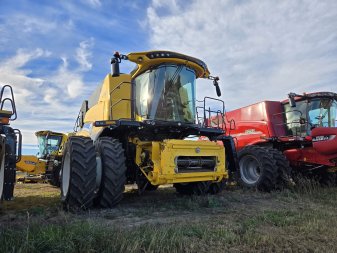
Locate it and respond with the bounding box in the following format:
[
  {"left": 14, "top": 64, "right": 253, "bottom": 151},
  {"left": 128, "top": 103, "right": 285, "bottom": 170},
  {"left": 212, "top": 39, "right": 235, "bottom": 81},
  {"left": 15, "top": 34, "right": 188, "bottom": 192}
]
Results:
[{"left": 1, "top": 182, "right": 337, "bottom": 253}]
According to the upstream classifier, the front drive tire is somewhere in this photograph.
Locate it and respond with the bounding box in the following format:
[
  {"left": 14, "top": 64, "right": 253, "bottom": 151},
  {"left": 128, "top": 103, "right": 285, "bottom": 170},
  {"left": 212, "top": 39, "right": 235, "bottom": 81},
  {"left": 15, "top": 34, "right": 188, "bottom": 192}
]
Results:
[
  {"left": 238, "top": 146, "right": 278, "bottom": 192},
  {"left": 268, "top": 149, "right": 293, "bottom": 189},
  {"left": 61, "top": 137, "right": 96, "bottom": 210},
  {"left": 208, "top": 180, "right": 226, "bottom": 194},
  {"left": 94, "top": 137, "right": 126, "bottom": 208},
  {"left": 174, "top": 181, "right": 210, "bottom": 195}
]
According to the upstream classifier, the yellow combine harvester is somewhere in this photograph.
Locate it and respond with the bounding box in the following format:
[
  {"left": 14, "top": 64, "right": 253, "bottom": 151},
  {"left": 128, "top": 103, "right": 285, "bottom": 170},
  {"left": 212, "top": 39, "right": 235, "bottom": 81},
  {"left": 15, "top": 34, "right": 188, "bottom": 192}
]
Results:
[
  {"left": 16, "top": 131, "right": 68, "bottom": 186},
  {"left": 61, "top": 51, "right": 238, "bottom": 210}
]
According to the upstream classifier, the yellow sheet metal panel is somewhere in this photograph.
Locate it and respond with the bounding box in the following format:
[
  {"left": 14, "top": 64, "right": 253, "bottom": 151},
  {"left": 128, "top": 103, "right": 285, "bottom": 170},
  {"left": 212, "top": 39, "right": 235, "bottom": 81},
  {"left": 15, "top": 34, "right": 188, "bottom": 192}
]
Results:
[
  {"left": 16, "top": 155, "right": 46, "bottom": 174},
  {"left": 84, "top": 73, "right": 132, "bottom": 124},
  {"left": 135, "top": 139, "right": 227, "bottom": 185}
]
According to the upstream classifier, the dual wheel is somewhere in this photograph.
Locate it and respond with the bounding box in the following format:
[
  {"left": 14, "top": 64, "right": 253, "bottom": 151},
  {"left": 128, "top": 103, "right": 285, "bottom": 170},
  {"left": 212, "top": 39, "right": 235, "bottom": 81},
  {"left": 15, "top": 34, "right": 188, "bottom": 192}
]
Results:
[
  {"left": 237, "top": 146, "right": 292, "bottom": 192},
  {"left": 61, "top": 137, "right": 126, "bottom": 210}
]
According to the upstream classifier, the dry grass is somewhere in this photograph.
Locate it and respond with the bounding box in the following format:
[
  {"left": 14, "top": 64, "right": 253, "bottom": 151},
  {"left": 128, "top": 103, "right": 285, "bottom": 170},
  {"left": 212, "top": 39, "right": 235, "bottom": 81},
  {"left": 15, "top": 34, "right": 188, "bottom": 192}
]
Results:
[{"left": 1, "top": 182, "right": 337, "bottom": 252}]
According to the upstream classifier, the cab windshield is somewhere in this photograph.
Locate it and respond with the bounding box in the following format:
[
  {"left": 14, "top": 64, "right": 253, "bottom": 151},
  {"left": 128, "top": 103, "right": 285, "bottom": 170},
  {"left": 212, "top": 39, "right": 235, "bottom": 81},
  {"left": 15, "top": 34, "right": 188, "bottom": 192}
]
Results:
[
  {"left": 37, "top": 135, "right": 62, "bottom": 157},
  {"left": 134, "top": 64, "right": 196, "bottom": 123},
  {"left": 308, "top": 98, "right": 337, "bottom": 127},
  {"left": 284, "top": 98, "right": 337, "bottom": 136}
]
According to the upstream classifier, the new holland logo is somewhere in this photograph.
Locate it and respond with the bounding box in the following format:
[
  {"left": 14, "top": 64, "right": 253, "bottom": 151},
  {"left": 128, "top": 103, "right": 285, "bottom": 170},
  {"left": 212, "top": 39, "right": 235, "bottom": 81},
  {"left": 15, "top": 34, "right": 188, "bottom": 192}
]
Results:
[
  {"left": 24, "top": 160, "right": 37, "bottom": 165},
  {"left": 312, "top": 135, "right": 329, "bottom": 142}
]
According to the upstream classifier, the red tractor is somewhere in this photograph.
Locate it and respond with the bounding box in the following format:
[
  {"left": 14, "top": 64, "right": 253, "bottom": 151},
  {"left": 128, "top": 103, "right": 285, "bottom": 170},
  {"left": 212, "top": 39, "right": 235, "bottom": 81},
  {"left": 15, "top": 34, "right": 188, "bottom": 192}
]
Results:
[{"left": 223, "top": 92, "right": 337, "bottom": 191}]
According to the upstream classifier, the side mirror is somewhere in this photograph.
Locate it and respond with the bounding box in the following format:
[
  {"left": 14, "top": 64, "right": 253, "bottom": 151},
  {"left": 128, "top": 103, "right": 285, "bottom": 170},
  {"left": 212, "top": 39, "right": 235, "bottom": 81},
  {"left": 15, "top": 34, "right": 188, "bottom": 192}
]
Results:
[
  {"left": 213, "top": 77, "right": 221, "bottom": 97},
  {"left": 288, "top": 93, "right": 296, "bottom": 108},
  {"left": 111, "top": 52, "right": 121, "bottom": 77}
]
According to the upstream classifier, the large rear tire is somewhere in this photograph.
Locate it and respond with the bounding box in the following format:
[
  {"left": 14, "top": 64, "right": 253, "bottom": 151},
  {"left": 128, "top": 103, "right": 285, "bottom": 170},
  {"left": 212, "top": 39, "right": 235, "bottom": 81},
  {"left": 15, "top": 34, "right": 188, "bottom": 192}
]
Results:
[
  {"left": 49, "top": 163, "right": 61, "bottom": 187},
  {"left": 61, "top": 137, "right": 96, "bottom": 210},
  {"left": 268, "top": 149, "right": 293, "bottom": 189},
  {"left": 319, "top": 169, "right": 337, "bottom": 187},
  {"left": 238, "top": 146, "right": 278, "bottom": 192},
  {"left": 174, "top": 181, "right": 210, "bottom": 195},
  {"left": 94, "top": 137, "right": 126, "bottom": 208}
]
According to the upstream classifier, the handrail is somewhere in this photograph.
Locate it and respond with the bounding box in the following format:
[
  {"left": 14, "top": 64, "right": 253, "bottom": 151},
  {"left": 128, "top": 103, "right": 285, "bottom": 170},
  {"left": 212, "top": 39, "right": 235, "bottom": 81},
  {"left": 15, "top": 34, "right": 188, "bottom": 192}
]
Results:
[
  {"left": 0, "top": 84, "right": 17, "bottom": 120},
  {"left": 195, "top": 96, "right": 231, "bottom": 133},
  {"left": 14, "top": 129, "right": 22, "bottom": 162},
  {"left": 73, "top": 111, "right": 81, "bottom": 132}
]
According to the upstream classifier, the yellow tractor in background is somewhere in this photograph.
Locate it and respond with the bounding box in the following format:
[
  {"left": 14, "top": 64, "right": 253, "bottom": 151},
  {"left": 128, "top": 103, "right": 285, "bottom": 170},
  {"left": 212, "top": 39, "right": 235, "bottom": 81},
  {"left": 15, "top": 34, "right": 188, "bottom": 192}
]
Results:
[
  {"left": 0, "top": 85, "right": 21, "bottom": 202},
  {"left": 16, "top": 130, "right": 68, "bottom": 186},
  {"left": 61, "top": 51, "right": 238, "bottom": 210}
]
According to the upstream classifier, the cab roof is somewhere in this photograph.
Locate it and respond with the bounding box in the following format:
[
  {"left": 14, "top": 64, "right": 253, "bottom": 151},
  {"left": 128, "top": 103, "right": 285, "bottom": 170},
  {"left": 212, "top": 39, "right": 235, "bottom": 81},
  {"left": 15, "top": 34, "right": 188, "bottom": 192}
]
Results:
[
  {"left": 35, "top": 130, "right": 64, "bottom": 137},
  {"left": 282, "top": 92, "right": 337, "bottom": 104},
  {"left": 126, "top": 50, "right": 211, "bottom": 79}
]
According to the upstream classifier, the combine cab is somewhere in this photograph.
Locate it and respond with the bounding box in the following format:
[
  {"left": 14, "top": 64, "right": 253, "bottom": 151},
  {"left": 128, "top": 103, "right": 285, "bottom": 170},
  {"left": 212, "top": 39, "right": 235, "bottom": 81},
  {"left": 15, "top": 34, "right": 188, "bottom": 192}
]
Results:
[
  {"left": 225, "top": 92, "right": 337, "bottom": 191},
  {"left": 61, "top": 51, "right": 238, "bottom": 210},
  {"left": 16, "top": 131, "right": 68, "bottom": 186},
  {"left": 0, "top": 85, "right": 22, "bottom": 201}
]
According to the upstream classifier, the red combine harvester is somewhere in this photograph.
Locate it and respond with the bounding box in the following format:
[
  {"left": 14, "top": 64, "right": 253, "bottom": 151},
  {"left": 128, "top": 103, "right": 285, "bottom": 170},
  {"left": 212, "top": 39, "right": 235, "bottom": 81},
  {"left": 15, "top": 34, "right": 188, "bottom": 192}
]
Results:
[{"left": 223, "top": 92, "right": 337, "bottom": 191}]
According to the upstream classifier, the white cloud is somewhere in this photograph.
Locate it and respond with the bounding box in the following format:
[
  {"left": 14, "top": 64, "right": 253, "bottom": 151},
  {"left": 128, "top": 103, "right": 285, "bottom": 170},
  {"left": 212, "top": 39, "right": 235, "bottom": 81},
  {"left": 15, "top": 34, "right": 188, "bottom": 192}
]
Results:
[
  {"left": 146, "top": 0, "right": 337, "bottom": 109},
  {"left": 76, "top": 37, "right": 95, "bottom": 71},
  {"left": 0, "top": 39, "right": 96, "bottom": 149},
  {"left": 85, "top": 0, "right": 101, "bottom": 8}
]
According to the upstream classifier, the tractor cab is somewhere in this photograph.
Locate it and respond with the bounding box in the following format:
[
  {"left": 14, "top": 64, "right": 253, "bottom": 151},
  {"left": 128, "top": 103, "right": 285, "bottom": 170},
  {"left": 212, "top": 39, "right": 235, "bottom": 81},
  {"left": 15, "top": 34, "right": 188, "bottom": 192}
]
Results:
[
  {"left": 134, "top": 63, "right": 196, "bottom": 123},
  {"left": 36, "top": 131, "right": 64, "bottom": 158},
  {"left": 126, "top": 51, "right": 221, "bottom": 127},
  {"left": 283, "top": 92, "right": 337, "bottom": 137}
]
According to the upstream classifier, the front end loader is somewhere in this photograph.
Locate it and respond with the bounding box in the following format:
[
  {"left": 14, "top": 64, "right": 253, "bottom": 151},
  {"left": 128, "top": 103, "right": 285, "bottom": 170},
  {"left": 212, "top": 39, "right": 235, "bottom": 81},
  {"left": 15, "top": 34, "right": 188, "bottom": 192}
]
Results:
[{"left": 61, "top": 51, "right": 237, "bottom": 210}]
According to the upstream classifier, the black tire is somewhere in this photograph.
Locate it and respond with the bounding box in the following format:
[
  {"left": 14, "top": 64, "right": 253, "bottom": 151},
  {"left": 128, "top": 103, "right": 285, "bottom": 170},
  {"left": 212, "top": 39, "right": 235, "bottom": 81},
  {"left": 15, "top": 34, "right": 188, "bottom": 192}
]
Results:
[
  {"left": 237, "top": 146, "right": 278, "bottom": 192},
  {"left": 208, "top": 180, "right": 226, "bottom": 194},
  {"left": 145, "top": 184, "right": 159, "bottom": 191},
  {"left": 174, "top": 181, "right": 210, "bottom": 195},
  {"left": 49, "top": 164, "right": 61, "bottom": 187},
  {"left": 94, "top": 137, "right": 126, "bottom": 208},
  {"left": 61, "top": 137, "right": 96, "bottom": 210},
  {"left": 268, "top": 149, "right": 293, "bottom": 189},
  {"left": 319, "top": 170, "right": 337, "bottom": 187}
]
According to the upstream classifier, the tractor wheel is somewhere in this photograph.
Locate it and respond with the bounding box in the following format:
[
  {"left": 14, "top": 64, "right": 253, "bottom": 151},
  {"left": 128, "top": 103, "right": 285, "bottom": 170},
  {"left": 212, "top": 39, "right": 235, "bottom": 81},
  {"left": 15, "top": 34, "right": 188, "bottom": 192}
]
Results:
[
  {"left": 268, "top": 149, "right": 293, "bottom": 189},
  {"left": 174, "top": 181, "right": 210, "bottom": 195},
  {"left": 94, "top": 137, "right": 126, "bottom": 208},
  {"left": 61, "top": 137, "right": 96, "bottom": 210},
  {"left": 208, "top": 180, "right": 226, "bottom": 194},
  {"left": 49, "top": 164, "right": 61, "bottom": 187},
  {"left": 145, "top": 184, "right": 159, "bottom": 191},
  {"left": 319, "top": 170, "right": 337, "bottom": 187},
  {"left": 237, "top": 146, "right": 278, "bottom": 192}
]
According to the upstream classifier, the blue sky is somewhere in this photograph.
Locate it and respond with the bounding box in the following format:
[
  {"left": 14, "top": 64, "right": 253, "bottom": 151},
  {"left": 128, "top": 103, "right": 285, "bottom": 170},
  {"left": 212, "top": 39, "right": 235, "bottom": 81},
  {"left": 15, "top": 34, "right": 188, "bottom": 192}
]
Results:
[{"left": 1, "top": 0, "right": 337, "bottom": 154}]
